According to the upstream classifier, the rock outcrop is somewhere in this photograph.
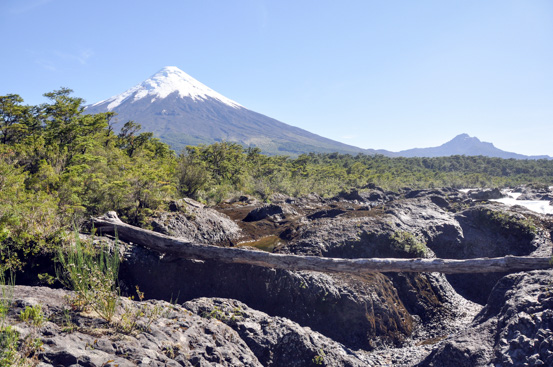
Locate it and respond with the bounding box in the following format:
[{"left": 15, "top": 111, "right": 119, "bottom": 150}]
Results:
[
  {"left": 6, "top": 186, "right": 553, "bottom": 366},
  {"left": 467, "top": 188, "right": 505, "bottom": 201},
  {"left": 151, "top": 198, "right": 241, "bottom": 245},
  {"left": 6, "top": 286, "right": 261, "bottom": 366},
  {"left": 118, "top": 243, "right": 413, "bottom": 350},
  {"left": 418, "top": 270, "right": 553, "bottom": 367},
  {"left": 6, "top": 286, "right": 376, "bottom": 367},
  {"left": 115, "top": 187, "right": 551, "bottom": 350},
  {"left": 183, "top": 297, "right": 371, "bottom": 366}
]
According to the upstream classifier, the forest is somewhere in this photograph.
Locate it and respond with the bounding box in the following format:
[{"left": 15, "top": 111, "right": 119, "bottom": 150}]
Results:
[{"left": 1, "top": 89, "right": 553, "bottom": 273}]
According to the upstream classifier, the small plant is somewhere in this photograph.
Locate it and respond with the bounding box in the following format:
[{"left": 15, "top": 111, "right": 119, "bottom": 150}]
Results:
[
  {"left": 0, "top": 325, "right": 20, "bottom": 367},
  {"left": 202, "top": 306, "right": 226, "bottom": 321},
  {"left": 116, "top": 286, "right": 166, "bottom": 334},
  {"left": 484, "top": 209, "right": 537, "bottom": 237},
  {"left": 19, "top": 305, "right": 44, "bottom": 327},
  {"left": 312, "top": 349, "right": 325, "bottom": 365},
  {"left": 60, "top": 308, "right": 77, "bottom": 333},
  {"left": 389, "top": 231, "right": 427, "bottom": 257},
  {"left": 37, "top": 273, "right": 55, "bottom": 286},
  {"left": 201, "top": 305, "right": 242, "bottom": 324},
  {"left": 161, "top": 342, "right": 184, "bottom": 359},
  {"left": 56, "top": 235, "right": 120, "bottom": 323}
]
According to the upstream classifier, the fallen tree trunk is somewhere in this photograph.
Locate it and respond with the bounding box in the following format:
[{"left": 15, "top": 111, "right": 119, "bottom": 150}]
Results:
[{"left": 92, "top": 212, "right": 552, "bottom": 275}]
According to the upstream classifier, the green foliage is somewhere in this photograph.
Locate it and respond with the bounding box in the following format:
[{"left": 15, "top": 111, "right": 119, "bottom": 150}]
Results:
[
  {"left": 201, "top": 305, "right": 243, "bottom": 323},
  {"left": 176, "top": 144, "right": 553, "bottom": 204},
  {"left": 0, "top": 272, "right": 24, "bottom": 367},
  {"left": 312, "top": 349, "right": 325, "bottom": 365},
  {"left": 19, "top": 305, "right": 44, "bottom": 327},
  {"left": 116, "top": 286, "right": 166, "bottom": 334},
  {"left": 0, "top": 89, "right": 177, "bottom": 270},
  {"left": 389, "top": 231, "right": 427, "bottom": 258},
  {"left": 478, "top": 209, "right": 537, "bottom": 237},
  {"left": 56, "top": 236, "right": 120, "bottom": 322},
  {"left": 2, "top": 88, "right": 553, "bottom": 273},
  {"left": 0, "top": 325, "right": 20, "bottom": 367}
]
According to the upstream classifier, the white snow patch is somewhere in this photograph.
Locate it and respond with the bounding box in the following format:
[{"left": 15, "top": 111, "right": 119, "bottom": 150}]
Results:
[{"left": 93, "top": 66, "right": 243, "bottom": 110}]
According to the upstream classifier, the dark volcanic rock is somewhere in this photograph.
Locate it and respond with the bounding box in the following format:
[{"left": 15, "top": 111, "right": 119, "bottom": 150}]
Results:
[
  {"left": 119, "top": 242, "right": 413, "bottom": 350},
  {"left": 442, "top": 205, "right": 540, "bottom": 304},
  {"left": 244, "top": 204, "right": 284, "bottom": 222},
  {"left": 7, "top": 286, "right": 262, "bottom": 367},
  {"left": 517, "top": 186, "right": 553, "bottom": 201},
  {"left": 468, "top": 188, "right": 504, "bottom": 201},
  {"left": 418, "top": 270, "right": 553, "bottom": 367},
  {"left": 151, "top": 198, "right": 241, "bottom": 245},
  {"left": 306, "top": 208, "right": 346, "bottom": 220},
  {"left": 183, "top": 297, "right": 370, "bottom": 367},
  {"left": 272, "top": 195, "right": 479, "bottom": 337}
]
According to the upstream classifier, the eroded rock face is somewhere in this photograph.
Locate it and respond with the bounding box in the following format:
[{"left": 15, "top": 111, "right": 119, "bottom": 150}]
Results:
[
  {"left": 118, "top": 244, "right": 413, "bottom": 350},
  {"left": 118, "top": 188, "right": 550, "bottom": 350},
  {"left": 442, "top": 205, "right": 541, "bottom": 303},
  {"left": 151, "top": 198, "right": 241, "bottom": 245},
  {"left": 418, "top": 270, "right": 553, "bottom": 367},
  {"left": 183, "top": 297, "right": 371, "bottom": 367},
  {"left": 6, "top": 286, "right": 261, "bottom": 367}
]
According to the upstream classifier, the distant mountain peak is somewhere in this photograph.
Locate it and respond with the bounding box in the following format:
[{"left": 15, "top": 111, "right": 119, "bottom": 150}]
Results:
[
  {"left": 449, "top": 133, "right": 483, "bottom": 144},
  {"left": 91, "top": 66, "right": 242, "bottom": 111},
  {"left": 398, "top": 133, "right": 550, "bottom": 160},
  {"left": 453, "top": 133, "right": 472, "bottom": 140}
]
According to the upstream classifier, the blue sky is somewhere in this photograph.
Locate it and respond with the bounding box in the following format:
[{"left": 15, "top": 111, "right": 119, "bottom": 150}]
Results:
[{"left": 1, "top": 0, "right": 552, "bottom": 156}]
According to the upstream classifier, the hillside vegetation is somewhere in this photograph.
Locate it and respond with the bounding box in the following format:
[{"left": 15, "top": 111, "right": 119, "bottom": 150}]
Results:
[{"left": 2, "top": 90, "right": 553, "bottom": 272}]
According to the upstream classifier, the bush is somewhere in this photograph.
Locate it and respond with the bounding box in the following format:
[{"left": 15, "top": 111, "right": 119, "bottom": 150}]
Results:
[
  {"left": 56, "top": 236, "right": 120, "bottom": 322},
  {"left": 389, "top": 231, "right": 427, "bottom": 258}
]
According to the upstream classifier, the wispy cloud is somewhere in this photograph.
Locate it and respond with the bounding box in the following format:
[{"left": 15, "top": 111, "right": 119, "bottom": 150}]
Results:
[
  {"left": 10, "top": 0, "right": 54, "bottom": 14},
  {"left": 35, "top": 59, "right": 57, "bottom": 72},
  {"left": 53, "top": 49, "right": 94, "bottom": 65},
  {"left": 27, "top": 48, "right": 94, "bottom": 72}
]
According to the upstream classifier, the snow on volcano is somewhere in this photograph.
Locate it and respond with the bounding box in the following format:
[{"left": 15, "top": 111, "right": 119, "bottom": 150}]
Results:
[{"left": 91, "top": 66, "right": 243, "bottom": 111}]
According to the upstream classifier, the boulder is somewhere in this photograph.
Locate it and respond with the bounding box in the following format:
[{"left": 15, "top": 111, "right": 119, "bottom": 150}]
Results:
[
  {"left": 151, "top": 198, "right": 241, "bottom": 245},
  {"left": 183, "top": 297, "right": 371, "bottom": 367},
  {"left": 6, "top": 286, "right": 262, "bottom": 367},
  {"left": 468, "top": 188, "right": 504, "bottom": 201},
  {"left": 243, "top": 204, "right": 297, "bottom": 222},
  {"left": 418, "top": 270, "right": 553, "bottom": 367}
]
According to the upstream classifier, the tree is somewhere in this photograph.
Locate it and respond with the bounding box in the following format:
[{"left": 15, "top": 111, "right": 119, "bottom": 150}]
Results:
[{"left": 0, "top": 94, "right": 30, "bottom": 145}]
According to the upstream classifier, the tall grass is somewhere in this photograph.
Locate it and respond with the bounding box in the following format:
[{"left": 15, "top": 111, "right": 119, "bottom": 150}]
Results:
[
  {"left": 0, "top": 271, "right": 20, "bottom": 367},
  {"left": 56, "top": 235, "right": 120, "bottom": 323}
]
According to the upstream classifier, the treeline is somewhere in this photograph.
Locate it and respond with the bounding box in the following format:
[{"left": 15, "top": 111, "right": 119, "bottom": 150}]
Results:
[
  {"left": 1, "top": 89, "right": 175, "bottom": 270},
  {"left": 1, "top": 89, "right": 553, "bottom": 270}
]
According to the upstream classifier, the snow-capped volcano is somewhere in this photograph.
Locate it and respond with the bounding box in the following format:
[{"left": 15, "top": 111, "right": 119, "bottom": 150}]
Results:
[
  {"left": 92, "top": 66, "right": 242, "bottom": 111},
  {"left": 85, "top": 66, "right": 381, "bottom": 156}
]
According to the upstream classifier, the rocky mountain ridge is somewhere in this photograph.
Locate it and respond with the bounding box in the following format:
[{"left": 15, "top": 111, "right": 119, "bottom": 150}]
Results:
[{"left": 398, "top": 134, "right": 552, "bottom": 160}]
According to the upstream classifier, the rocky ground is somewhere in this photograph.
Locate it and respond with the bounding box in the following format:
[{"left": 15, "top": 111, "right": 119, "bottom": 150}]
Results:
[{"left": 5, "top": 186, "right": 553, "bottom": 366}]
